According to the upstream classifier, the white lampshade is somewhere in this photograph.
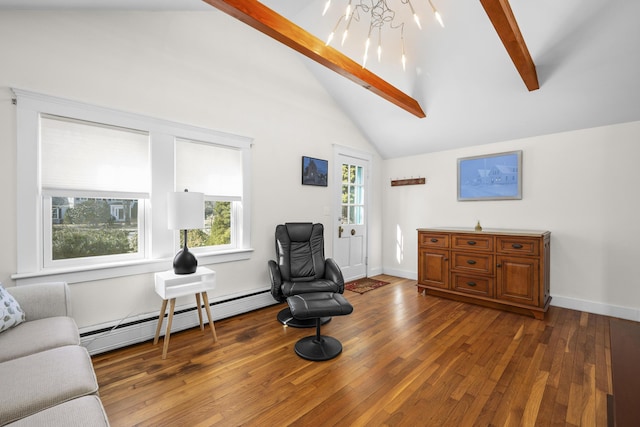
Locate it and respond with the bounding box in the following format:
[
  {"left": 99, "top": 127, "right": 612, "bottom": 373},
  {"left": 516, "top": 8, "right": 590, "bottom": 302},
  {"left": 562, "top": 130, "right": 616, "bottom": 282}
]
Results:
[{"left": 167, "top": 190, "right": 204, "bottom": 230}]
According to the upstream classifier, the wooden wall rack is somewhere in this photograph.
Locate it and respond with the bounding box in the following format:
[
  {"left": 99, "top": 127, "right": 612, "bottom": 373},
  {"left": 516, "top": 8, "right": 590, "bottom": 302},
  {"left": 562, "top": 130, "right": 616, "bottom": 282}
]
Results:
[{"left": 391, "top": 178, "right": 426, "bottom": 187}]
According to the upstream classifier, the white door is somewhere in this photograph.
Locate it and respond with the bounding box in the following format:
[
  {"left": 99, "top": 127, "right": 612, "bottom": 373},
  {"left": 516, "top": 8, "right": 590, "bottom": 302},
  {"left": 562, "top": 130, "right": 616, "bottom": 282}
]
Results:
[{"left": 333, "top": 150, "right": 369, "bottom": 281}]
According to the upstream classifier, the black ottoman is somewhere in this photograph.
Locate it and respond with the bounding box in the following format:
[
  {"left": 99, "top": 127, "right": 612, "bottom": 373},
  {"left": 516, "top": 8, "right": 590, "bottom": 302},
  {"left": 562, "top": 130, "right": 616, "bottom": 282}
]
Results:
[{"left": 287, "top": 292, "right": 353, "bottom": 361}]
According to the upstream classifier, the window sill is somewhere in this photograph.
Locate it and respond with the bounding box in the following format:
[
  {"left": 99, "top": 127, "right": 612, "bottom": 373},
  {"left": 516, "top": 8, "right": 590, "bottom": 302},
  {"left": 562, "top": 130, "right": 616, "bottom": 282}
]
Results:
[{"left": 12, "top": 248, "right": 254, "bottom": 286}]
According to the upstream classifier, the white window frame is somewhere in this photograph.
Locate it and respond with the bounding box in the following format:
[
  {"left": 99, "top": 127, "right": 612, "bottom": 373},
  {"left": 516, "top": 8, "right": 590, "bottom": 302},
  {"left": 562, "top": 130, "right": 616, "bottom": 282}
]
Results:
[{"left": 12, "top": 89, "right": 253, "bottom": 285}]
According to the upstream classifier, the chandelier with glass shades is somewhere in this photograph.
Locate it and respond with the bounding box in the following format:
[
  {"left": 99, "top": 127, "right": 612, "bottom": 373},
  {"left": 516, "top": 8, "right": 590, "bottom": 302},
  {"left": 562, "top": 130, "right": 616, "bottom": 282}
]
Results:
[{"left": 323, "top": 0, "right": 444, "bottom": 70}]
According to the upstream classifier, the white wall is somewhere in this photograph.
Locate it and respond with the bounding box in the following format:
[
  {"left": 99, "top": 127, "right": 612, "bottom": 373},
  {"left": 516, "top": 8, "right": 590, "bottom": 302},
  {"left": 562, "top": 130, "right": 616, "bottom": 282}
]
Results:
[
  {"left": 0, "top": 11, "right": 382, "bottom": 329},
  {"left": 382, "top": 121, "right": 640, "bottom": 321}
]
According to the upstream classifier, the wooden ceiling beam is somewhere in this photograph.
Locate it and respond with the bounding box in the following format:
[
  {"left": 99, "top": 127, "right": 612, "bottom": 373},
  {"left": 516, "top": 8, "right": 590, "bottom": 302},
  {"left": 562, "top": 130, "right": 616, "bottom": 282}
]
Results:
[
  {"left": 201, "top": 0, "right": 426, "bottom": 118},
  {"left": 480, "top": 0, "right": 539, "bottom": 91}
]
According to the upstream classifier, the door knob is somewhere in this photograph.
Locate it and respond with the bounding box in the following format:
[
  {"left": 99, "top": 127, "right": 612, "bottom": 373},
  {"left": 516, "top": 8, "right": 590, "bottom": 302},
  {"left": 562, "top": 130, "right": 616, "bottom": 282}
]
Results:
[
  {"left": 339, "top": 226, "right": 344, "bottom": 238},
  {"left": 351, "top": 229, "right": 356, "bottom": 236}
]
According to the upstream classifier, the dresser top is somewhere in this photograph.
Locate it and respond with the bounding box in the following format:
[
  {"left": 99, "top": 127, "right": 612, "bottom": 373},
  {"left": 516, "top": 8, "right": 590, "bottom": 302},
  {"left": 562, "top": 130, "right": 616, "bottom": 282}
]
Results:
[{"left": 417, "top": 227, "right": 550, "bottom": 237}]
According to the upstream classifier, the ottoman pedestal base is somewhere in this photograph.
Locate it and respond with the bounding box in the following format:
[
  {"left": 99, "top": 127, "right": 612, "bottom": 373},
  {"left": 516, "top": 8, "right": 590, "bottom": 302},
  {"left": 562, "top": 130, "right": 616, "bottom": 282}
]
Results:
[
  {"left": 287, "top": 292, "right": 353, "bottom": 361},
  {"left": 295, "top": 331, "right": 343, "bottom": 361}
]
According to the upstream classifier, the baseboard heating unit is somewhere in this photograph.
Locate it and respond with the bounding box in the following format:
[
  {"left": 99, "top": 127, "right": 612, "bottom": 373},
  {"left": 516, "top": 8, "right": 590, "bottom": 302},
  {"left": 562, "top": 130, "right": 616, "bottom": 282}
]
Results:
[{"left": 80, "top": 288, "right": 276, "bottom": 355}]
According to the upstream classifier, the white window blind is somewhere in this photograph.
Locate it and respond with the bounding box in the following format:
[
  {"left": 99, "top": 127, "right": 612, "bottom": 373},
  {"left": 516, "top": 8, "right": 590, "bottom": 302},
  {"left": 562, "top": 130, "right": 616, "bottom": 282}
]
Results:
[
  {"left": 175, "top": 138, "right": 242, "bottom": 198},
  {"left": 40, "top": 115, "right": 150, "bottom": 195}
]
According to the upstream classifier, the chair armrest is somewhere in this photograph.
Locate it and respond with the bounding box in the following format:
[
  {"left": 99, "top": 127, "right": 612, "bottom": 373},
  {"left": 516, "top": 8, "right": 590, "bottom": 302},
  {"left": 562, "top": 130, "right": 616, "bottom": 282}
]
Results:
[
  {"left": 6, "top": 282, "right": 72, "bottom": 320},
  {"left": 325, "top": 258, "right": 345, "bottom": 293},
  {"left": 268, "top": 260, "right": 285, "bottom": 302}
]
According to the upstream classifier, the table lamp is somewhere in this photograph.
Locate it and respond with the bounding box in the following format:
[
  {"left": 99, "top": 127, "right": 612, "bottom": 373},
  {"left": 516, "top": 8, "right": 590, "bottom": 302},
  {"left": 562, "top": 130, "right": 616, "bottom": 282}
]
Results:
[{"left": 167, "top": 189, "right": 204, "bottom": 274}]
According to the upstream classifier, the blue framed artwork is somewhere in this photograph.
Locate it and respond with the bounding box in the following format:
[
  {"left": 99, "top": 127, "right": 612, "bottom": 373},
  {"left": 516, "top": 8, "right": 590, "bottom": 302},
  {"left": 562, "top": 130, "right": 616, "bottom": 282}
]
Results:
[
  {"left": 457, "top": 150, "right": 522, "bottom": 201},
  {"left": 302, "top": 156, "right": 328, "bottom": 187}
]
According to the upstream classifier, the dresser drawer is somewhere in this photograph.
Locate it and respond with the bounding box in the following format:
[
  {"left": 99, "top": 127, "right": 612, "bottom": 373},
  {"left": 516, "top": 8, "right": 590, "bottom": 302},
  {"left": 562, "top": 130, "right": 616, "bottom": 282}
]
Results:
[
  {"left": 452, "top": 273, "right": 494, "bottom": 297},
  {"left": 496, "top": 236, "right": 540, "bottom": 256},
  {"left": 419, "top": 232, "right": 450, "bottom": 248},
  {"left": 451, "top": 234, "right": 494, "bottom": 252},
  {"left": 451, "top": 252, "right": 494, "bottom": 275}
]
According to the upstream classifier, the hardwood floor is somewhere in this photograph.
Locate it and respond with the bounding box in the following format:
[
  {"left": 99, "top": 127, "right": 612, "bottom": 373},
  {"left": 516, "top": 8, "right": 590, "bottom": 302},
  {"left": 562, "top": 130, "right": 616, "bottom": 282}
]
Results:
[{"left": 92, "top": 275, "right": 612, "bottom": 426}]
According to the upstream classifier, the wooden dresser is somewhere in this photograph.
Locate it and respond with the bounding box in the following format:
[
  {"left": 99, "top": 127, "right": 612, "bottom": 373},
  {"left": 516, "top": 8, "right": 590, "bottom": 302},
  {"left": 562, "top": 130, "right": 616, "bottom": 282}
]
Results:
[{"left": 417, "top": 228, "right": 551, "bottom": 319}]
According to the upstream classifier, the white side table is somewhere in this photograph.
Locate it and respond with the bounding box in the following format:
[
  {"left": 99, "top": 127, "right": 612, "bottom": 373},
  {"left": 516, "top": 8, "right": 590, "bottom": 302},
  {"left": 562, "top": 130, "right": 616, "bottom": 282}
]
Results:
[{"left": 153, "top": 266, "right": 217, "bottom": 359}]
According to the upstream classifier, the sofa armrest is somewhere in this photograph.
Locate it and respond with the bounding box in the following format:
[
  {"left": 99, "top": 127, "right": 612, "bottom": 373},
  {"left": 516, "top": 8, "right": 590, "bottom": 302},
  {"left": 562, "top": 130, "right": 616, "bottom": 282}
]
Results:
[{"left": 6, "top": 282, "right": 72, "bottom": 320}]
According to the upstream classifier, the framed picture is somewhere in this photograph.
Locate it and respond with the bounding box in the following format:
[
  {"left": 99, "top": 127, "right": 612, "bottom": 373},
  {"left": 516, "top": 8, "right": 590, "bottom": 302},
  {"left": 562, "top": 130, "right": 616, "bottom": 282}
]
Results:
[
  {"left": 302, "top": 156, "right": 328, "bottom": 187},
  {"left": 457, "top": 150, "right": 522, "bottom": 201}
]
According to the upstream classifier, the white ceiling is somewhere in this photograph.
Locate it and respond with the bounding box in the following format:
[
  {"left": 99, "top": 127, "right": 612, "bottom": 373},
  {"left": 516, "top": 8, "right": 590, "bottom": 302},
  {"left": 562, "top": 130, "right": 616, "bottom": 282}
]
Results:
[{"left": 2, "top": 0, "right": 639, "bottom": 158}]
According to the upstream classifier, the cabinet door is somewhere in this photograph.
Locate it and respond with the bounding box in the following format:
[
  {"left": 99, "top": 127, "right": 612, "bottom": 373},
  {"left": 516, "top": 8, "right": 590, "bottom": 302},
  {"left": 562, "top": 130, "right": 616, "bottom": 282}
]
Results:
[
  {"left": 496, "top": 256, "right": 539, "bottom": 306},
  {"left": 418, "top": 248, "right": 449, "bottom": 289}
]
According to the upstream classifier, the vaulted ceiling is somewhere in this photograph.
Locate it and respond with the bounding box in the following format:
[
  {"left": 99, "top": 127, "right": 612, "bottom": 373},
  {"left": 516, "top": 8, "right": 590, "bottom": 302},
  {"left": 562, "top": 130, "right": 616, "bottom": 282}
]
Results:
[{"left": 3, "top": 0, "right": 640, "bottom": 158}]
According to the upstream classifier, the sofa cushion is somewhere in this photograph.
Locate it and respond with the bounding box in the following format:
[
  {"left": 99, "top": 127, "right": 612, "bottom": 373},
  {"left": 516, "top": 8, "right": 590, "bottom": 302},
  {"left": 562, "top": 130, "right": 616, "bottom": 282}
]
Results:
[
  {"left": 5, "top": 395, "right": 109, "bottom": 427},
  {"left": 0, "top": 345, "right": 99, "bottom": 425},
  {"left": 0, "top": 284, "right": 25, "bottom": 334},
  {"left": 0, "top": 316, "right": 80, "bottom": 363}
]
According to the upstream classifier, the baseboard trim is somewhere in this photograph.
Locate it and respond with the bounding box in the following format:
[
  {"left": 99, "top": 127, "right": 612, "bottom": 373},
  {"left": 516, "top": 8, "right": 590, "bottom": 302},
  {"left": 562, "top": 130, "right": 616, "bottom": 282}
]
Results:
[
  {"left": 80, "top": 288, "right": 278, "bottom": 355},
  {"left": 551, "top": 295, "right": 640, "bottom": 322},
  {"left": 367, "top": 266, "right": 383, "bottom": 277},
  {"left": 383, "top": 269, "right": 639, "bottom": 322},
  {"left": 382, "top": 268, "right": 417, "bottom": 280},
  {"left": 79, "top": 280, "right": 638, "bottom": 355}
]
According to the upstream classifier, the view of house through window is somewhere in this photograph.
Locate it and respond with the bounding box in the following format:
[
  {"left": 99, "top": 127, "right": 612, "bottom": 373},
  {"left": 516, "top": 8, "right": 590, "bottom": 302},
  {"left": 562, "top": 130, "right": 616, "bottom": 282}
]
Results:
[{"left": 51, "top": 197, "right": 140, "bottom": 260}]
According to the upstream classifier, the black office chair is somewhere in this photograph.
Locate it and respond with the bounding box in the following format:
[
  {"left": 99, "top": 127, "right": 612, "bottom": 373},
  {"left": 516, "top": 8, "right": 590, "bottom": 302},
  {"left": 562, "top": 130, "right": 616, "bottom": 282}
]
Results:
[{"left": 268, "top": 222, "right": 345, "bottom": 328}]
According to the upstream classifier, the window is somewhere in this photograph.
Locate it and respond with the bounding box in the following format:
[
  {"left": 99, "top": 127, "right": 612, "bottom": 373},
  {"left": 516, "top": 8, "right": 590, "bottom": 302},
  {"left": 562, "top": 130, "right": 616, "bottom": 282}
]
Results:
[
  {"left": 13, "top": 89, "right": 252, "bottom": 284},
  {"left": 175, "top": 139, "right": 243, "bottom": 252},
  {"left": 40, "top": 115, "right": 149, "bottom": 267}
]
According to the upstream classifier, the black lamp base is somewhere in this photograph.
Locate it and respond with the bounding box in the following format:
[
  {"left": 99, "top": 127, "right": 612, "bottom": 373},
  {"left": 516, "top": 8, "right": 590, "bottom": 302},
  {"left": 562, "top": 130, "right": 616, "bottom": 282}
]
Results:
[{"left": 173, "top": 246, "right": 197, "bottom": 275}]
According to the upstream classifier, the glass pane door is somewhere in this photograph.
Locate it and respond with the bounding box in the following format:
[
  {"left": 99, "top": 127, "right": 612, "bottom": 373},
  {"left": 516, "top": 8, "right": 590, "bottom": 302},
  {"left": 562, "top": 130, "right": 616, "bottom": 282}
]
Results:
[{"left": 341, "top": 163, "right": 364, "bottom": 225}]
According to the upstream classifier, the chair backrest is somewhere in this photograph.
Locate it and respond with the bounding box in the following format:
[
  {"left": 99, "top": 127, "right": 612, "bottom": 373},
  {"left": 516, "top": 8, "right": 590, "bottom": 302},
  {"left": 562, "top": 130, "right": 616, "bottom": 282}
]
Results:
[{"left": 275, "top": 223, "right": 326, "bottom": 282}]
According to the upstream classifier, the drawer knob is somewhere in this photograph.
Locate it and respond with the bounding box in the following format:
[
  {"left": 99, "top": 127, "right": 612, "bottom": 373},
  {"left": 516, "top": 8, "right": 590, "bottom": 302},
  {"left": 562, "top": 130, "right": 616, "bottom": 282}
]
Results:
[
  {"left": 467, "top": 281, "right": 477, "bottom": 287},
  {"left": 512, "top": 243, "right": 523, "bottom": 249},
  {"left": 467, "top": 260, "right": 477, "bottom": 265},
  {"left": 431, "top": 238, "right": 438, "bottom": 243},
  {"left": 497, "top": 263, "right": 502, "bottom": 268},
  {"left": 467, "top": 240, "right": 476, "bottom": 245}
]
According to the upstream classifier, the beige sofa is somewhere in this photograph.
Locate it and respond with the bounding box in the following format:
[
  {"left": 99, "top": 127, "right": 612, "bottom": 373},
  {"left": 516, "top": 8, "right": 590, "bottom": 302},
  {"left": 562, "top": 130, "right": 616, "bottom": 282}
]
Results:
[{"left": 0, "top": 282, "right": 109, "bottom": 426}]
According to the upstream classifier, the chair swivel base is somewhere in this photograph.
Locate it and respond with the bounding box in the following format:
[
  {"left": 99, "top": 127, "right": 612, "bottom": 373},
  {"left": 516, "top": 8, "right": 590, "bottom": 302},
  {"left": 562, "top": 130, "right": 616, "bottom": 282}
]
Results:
[
  {"left": 295, "top": 335, "right": 342, "bottom": 361},
  {"left": 277, "top": 307, "right": 331, "bottom": 328}
]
